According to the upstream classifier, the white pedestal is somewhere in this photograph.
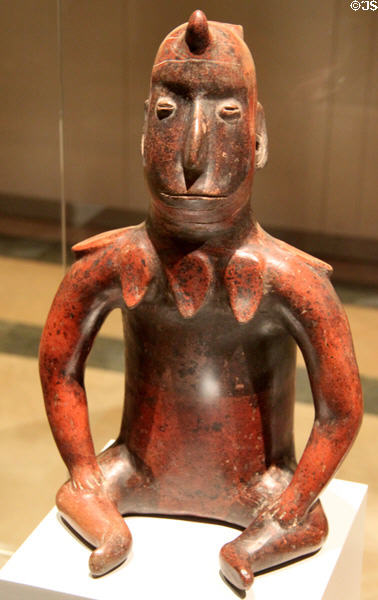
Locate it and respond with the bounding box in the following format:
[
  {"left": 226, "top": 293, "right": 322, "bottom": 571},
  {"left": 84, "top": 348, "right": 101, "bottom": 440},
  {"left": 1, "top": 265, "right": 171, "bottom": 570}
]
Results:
[{"left": 0, "top": 479, "right": 367, "bottom": 600}]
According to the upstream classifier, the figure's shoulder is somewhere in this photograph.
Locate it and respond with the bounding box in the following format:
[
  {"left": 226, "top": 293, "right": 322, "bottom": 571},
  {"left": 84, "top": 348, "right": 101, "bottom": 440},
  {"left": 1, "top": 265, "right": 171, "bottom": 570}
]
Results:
[
  {"left": 72, "top": 223, "right": 149, "bottom": 256},
  {"left": 256, "top": 227, "right": 336, "bottom": 313},
  {"left": 225, "top": 225, "right": 334, "bottom": 319},
  {"left": 261, "top": 229, "right": 333, "bottom": 279},
  {"left": 73, "top": 222, "right": 158, "bottom": 310},
  {"left": 225, "top": 224, "right": 332, "bottom": 292}
]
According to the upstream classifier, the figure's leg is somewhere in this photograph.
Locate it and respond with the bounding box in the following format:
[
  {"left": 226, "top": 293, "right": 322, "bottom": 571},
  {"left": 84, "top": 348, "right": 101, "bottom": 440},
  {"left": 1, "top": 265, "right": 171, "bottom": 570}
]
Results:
[
  {"left": 220, "top": 498, "right": 328, "bottom": 590},
  {"left": 56, "top": 442, "right": 146, "bottom": 576}
]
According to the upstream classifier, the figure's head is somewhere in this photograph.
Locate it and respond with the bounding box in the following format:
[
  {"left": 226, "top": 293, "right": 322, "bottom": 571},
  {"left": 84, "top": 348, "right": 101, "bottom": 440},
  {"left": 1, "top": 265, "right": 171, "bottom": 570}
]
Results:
[{"left": 143, "top": 10, "right": 267, "bottom": 240}]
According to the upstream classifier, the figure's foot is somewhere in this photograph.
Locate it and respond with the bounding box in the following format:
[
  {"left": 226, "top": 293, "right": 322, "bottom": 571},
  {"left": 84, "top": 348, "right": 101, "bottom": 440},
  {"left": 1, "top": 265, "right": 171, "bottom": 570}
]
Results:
[
  {"left": 220, "top": 544, "right": 254, "bottom": 590},
  {"left": 57, "top": 474, "right": 132, "bottom": 576},
  {"left": 89, "top": 528, "right": 132, "bottom": 576},
  {"left": 220, "top": 500, "right": 328, "bottom": 590}
]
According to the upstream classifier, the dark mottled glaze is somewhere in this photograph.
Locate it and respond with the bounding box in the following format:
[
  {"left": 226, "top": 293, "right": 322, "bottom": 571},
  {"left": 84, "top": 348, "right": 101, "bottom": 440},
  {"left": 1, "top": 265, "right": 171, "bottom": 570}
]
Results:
[{"left": 39, "top": 11, "right": 362, "bottom": 589}]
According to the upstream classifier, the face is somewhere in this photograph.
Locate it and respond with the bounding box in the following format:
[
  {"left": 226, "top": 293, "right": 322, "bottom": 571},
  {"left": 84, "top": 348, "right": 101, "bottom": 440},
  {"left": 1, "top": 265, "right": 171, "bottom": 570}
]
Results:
[{"left": 143, "top": 60, "right": 257, "bottom": 239}]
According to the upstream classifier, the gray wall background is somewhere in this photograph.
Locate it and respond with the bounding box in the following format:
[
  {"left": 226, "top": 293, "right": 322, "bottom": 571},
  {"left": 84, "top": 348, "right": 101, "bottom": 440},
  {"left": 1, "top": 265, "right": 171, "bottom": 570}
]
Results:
[{"left": 0, "top": 0, "right": 377, "bottom": 239}]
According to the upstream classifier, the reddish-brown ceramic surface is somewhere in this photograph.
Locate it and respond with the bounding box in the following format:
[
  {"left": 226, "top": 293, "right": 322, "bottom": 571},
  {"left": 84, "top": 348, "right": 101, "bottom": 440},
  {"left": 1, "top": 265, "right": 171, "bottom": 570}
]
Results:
[{"left": 39, "top": 11, "right": 362, "bottom": 589}]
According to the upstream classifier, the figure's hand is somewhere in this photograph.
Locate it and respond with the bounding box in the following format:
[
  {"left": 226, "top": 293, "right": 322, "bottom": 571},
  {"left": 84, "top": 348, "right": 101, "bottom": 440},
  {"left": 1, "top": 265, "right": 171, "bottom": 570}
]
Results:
[
  {"left": 70, "top": 464, "right": 105, "bottom": 492},
  {"left": 57, "top": 466, "right": 132, "bottom": 576}
]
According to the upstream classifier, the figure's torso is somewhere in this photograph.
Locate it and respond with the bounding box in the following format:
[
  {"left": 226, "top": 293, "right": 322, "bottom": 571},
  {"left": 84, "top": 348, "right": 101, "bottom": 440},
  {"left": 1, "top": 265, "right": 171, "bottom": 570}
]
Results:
[{"left": 119, "top": 263, "right": 296, "bottom": 520}]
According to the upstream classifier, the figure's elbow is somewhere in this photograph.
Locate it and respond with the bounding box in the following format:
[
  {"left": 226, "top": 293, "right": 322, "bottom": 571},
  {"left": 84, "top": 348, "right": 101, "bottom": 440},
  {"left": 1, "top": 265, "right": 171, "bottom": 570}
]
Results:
[
  {"left": 316, "top": 379, "right": 363, "bottom": 446},
  {"left": 345, "top": 371, "right": 363, "bottom": 431},
  {"left": 348, "top": 385, "right": 363, "bottom": 438},
  {"left": 39, "top": 331, "right": 71, "bottom": 391},
  {"left": 334, "top": 382, "right": 363, "bottom": 446}
]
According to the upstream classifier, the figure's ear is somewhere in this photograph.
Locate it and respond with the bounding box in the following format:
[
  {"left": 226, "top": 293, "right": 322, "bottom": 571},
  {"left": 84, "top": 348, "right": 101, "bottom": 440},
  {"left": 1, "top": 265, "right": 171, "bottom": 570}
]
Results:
[
  {"left": 255, "top": 102, "right": 268, "bottom": 170},
  {"left": 141, "top": 99, "right": 149, "bottom": 158}
]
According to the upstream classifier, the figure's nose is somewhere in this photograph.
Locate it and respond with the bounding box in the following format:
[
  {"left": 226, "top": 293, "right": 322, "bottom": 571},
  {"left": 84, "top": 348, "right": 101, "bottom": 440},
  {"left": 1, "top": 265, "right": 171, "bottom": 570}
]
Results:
[{"left": 183, "top": 100, "right": 207, "bottom": 190}]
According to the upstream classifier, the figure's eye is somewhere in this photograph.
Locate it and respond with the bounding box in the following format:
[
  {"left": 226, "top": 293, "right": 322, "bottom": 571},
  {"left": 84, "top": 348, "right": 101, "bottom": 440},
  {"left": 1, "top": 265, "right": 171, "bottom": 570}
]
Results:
[
  {"left": 218, "top": 103, "right": 241, "bottom": 122},
  {"left": 156, "top": 98, "right": 176, "bottom": 120}
]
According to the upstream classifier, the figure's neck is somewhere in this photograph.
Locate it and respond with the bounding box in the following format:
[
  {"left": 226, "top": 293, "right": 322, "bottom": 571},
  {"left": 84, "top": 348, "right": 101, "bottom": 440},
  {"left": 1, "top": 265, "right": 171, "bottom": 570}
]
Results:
[{"left": 146, "top": 199, "right": 257, "bottom": 260}]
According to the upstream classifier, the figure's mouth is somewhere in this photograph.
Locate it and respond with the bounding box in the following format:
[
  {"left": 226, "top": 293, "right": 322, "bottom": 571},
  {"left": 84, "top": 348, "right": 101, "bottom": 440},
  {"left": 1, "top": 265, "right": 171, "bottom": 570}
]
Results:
[
  {"left": 162, "top": 192, "right": 226, "bottom": 199},
  {"left": 161, "top": 192, "right": 227, "bottom": 199}
]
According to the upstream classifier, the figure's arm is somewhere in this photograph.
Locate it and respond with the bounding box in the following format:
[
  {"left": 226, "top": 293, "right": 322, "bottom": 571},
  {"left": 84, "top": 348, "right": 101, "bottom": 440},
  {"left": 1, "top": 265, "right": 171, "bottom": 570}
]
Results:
[
  {"left": 220, "top": 261, "right": 363, "bottom": 590},
  {"left": 39, "top": 249, "right": 121, "bottom": 489},
  {"left": 274, "top": 265, "right": 362, "bottom": 524}
]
